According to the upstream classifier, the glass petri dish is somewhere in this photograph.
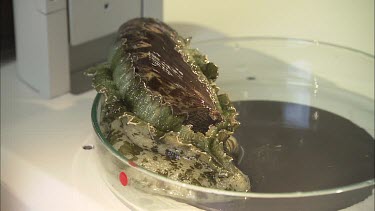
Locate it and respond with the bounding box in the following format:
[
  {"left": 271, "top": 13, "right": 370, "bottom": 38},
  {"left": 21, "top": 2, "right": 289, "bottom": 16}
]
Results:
[{"left": 91, "top": 37, "right": 374, "bottom": 211}]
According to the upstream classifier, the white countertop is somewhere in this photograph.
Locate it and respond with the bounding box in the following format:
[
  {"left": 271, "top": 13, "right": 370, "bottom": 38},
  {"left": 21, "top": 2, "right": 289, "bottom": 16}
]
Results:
[
  {"left": 1, "top": 61, "right": 130, "bottom": 211},
  {"left": 1, "top": 60, "right": 374, "bottom": 211}
]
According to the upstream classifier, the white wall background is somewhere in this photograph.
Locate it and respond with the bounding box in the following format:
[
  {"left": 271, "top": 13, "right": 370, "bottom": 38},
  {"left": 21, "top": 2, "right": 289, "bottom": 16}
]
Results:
[{"left": 163, "top": 0, "right": 374, "bottom": 55}]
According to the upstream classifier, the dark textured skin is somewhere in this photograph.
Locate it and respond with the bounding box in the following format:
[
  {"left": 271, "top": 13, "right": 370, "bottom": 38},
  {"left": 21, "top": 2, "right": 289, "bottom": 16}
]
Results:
[{"left": 117, "top": 18, "right": 221, "bottom": 132}]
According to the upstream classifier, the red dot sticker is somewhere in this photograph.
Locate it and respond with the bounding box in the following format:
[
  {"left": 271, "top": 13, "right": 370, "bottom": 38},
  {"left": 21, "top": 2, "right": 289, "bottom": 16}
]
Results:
[
  {"left": 119, "top": 171, "right": 128, "bottom": 186},
  {"left": 128, "top": 161, "right": 137, "bottom": 167}
]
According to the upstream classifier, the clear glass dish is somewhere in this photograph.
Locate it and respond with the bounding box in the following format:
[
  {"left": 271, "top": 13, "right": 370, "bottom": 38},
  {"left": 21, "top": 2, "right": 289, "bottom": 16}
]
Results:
[{"left": 91, "top": 37, "right": 374, "bottom": 211}]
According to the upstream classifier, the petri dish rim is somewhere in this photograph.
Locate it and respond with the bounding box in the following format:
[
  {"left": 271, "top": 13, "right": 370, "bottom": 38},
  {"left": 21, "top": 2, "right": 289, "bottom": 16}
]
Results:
[
  {"left": 91, "top": 37, "right": 374, "bottom": 199},
  {"left": 191, "top": 36, "right": 374, "bottom": 58}
]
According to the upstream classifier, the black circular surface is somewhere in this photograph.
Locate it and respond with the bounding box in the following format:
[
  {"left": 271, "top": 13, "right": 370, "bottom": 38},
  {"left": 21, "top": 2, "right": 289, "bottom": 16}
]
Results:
[{"left": 233, "top": 101, "right": 374, "bottom": 193}]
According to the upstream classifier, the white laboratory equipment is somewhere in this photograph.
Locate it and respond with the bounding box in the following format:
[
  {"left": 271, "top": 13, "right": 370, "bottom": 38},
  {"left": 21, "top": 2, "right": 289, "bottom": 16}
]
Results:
[{"left": 13, "top": 0, "right": 162, "bottom": 98}]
